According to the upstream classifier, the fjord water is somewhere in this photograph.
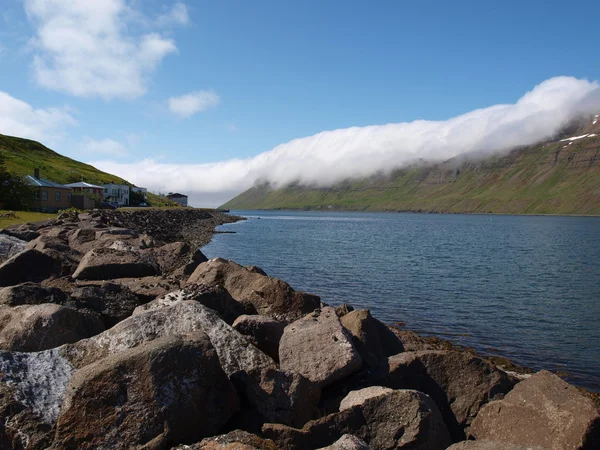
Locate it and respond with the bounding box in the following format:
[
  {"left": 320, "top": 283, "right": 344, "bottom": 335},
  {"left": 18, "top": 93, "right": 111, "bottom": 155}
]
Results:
[{"left": 202, "top": 211, "right": 600, "bottom": 391}]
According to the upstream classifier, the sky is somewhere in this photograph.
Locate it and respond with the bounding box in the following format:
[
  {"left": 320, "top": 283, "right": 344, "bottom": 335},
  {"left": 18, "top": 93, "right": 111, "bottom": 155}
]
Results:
[{"left": 1, "top": 0, "right": 599, "bottom": 206}]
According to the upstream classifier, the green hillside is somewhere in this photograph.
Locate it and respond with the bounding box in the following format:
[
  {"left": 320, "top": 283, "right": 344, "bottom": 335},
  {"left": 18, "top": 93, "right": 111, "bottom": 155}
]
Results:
[
  {"left": 222, "top": 124, "right": 600, "bottom": 215},
  {"left": 0, "top": 133, "right": 129, "bottom": 185}
]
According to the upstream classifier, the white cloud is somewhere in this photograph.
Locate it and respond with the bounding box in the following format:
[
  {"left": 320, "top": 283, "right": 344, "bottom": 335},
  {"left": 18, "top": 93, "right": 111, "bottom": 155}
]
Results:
[
  {"left": 91, "top": 76, "right": 600, "bottom": 207},
  {"left": 168, "top": 90, "right": 220, "bottom": 117},
  {"left": 24, "top": 0, "right": 180, "bottom": 100},
  {"left": 157, "top": 2, "right": 189, "bottom": 26},
  {"left": 0, "top": 90, "right": 76, "bottom": 144},
  {"left": 84, "top": 138, "right": 128, "bottom": 157}
]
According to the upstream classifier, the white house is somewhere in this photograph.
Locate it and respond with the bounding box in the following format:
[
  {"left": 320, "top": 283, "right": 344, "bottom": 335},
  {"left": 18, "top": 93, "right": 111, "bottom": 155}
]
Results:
[{"left": 102, "top": 183, "right": 130, "bottom": 206}]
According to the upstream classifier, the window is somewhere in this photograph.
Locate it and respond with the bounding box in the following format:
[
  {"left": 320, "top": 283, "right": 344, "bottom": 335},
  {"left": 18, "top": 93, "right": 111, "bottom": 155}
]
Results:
[
  {"left": 41, "top": 190, "right": 48, "bottom": 201},
  {"left": 55, "top": 191, "right": 61, "bottom": 201},
  {"left": 33, "top": 191, "right": 40, "bottom": 200},
  {"left": 68, "top": 193, "right": 72, "bottom": 202},
  {"left": 112, "top": 189, "right": 118, "bottom": 195},
  {"left": 104, "top": 188, "right": 108, "bottom": 193}
]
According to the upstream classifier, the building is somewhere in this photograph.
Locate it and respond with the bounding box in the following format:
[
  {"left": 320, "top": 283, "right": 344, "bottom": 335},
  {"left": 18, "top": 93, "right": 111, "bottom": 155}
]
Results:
[
  {"left": 64, "top": 181, "right": 105, "bottom": 209},
  {"left": 167, "top": 193, "right": 188, "bottom": 206},
  {"left": 26, "top": 169, "right": 72, "bottom": 213},
  {"left": 131, "top": 186, "right": 148, "bottom": 199},
  {"left": 102, "top": 183, "right": 130, "bottom": 206}
]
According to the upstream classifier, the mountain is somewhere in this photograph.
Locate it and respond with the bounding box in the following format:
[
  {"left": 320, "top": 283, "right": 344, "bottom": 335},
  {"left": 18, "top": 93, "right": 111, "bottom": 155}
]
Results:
[{"left": 222, "top": 117, "right": 600, "bottom": 215}]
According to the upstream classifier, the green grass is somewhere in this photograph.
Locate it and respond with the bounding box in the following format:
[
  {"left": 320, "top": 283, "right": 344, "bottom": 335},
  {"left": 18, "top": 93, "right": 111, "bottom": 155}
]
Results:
[
  {"left": 0, "top": 210, "right": 55, "bottom": 228},
  {"left": 222, "top": 136, "right": 600, "bottom": 215}
]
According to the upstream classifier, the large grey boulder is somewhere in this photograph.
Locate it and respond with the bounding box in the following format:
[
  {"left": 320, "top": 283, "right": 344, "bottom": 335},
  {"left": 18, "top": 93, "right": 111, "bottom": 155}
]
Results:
[
  {"left": 53, "top": 333, "right": 239, "bottom": 450},
  {"left": 233, "top": 314, "right": 287, "bottom": 361},
  {"left": 0, "top": 249, "right": 62, "bottom": 286},
  {"left": 187, "top": 258, "right": 321, "bottom": 321},
  {"left": 0, "top": 304, "right": 104, "bottom": 351},
  {"left": 317, "top": 434, "right": 371, "bottom": 450},
  {"left": 379, "top": 350, "right": 515, "bottom": 441},
  {"left": 262, "top": 389, "right": 451, "bottom": 450},
  {"left": 72, "top": 247, "right": 160, "bottom": 280},
  {"left": 469, "top": 370, "right": 600, "bottom": 450},
  {"left": 340, "top": 309, "right": 404, "bottom": 367},
  {"left": 279, "top": 307, "right": 362, "bottom": 388},
  {"left": 70, "top": 299, "right": 276, "bottom": 377},
  {"left": 339, "top": 386, "right": 394, "bottom": 411},
  {"left": 69, "top": 282, "right": 142, "bottom": 327},
  {"left": 242, "top": 368, "right": 321, "bottom": 428},
  {"left": 0, "top": 282, "right": 68, "bottom": 306}
]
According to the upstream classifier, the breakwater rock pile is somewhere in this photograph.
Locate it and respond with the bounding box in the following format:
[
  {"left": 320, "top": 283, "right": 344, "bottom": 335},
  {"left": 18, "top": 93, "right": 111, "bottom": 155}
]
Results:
[{"left": 0, "top": 209, "right": 598, "bottom": 449}]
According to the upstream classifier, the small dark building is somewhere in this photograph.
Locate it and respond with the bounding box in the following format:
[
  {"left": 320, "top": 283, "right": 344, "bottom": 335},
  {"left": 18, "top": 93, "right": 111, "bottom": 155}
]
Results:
[
  {"left": 166, "top": 193, "right": 188, "bottom": 206},
  {"left": 26, "top": 169, "right": 72, "bottom": 213}
]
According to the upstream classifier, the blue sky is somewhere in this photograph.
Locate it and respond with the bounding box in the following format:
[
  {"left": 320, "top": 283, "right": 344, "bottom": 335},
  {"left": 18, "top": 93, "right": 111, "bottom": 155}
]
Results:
[{"left": 1, "top": 0, "right": 599, "bottom": 205}]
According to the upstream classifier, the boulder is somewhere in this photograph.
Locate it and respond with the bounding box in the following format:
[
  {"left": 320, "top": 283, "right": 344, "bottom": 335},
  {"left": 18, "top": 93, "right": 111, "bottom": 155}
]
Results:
[
  {"left": 279, "top": 307, "right": 362, "bottom": 388},
  {"left": 317, "top": 434, "right": 371, "bottom": 450},
  {"left": 68, "top": 300, "right": 276, "bottom": 377},
  {"left": 26, "top": 234, "right": 71, "bottom": 253},
  {"left": 72, "top": 247, "right": 160, "bottom": 280},
  {"left": 0, "top": 282, "right": 68, "bottom": 306},
  {"left": 0, "top": 234, "right": 27, "bottom": 264},
  {"left": 69, "top": 282, "right": 143, "bottom": 327},
  {"left": 339, "top": 386, "right": 394, "bottom": 411},
  {"left": 242, "top": 368, "right": 321, "bottom": 427},
  {"left": 0, "top": 225, "right": 40, "bottom": 241},
  {"left": 340, "top": 309, "right": 404, "bottom": 367},
  {"left": 0, "top": 304, "right": 104, "bottom": 352},
  {"left": 334, "top": 303, "right": 354, "bottom": 318},
  {"left": 262, "top": 389, "right": 451, "bottom": 450},
  {"left": 78, "top": 276, "right": 181, "bottom": 303},
  {"left": 134, "top": 284, "right": 253, "bottom": 325},
  {"left": 379, "top": 350, "right": 515, "bottom": 441},
  {"left": 187, "top": 258, "right": 321, "bottom": 321},
  {"left": 469, "top": 370, "right": 600, "bottom": 450},
  {"left": 0, "top": 249, "right": 62, "bottom": 287},
  {"left": 186, "top": 430, "right": 277, "bottom": 449},
  {"left": 233, "top": 315, "right": 287, "bottom": 361},
  {"left": 53, "top": 333, "right": 239, "bottom": 450},
  {"left": 447, "top": 441, "right": 545, "bottom": 450},
  {"left": 67, "top": 228, "right": 97, "bottom": 251},
  {"left": 145, "top": 241, "right": 192, "bottom": 274}
]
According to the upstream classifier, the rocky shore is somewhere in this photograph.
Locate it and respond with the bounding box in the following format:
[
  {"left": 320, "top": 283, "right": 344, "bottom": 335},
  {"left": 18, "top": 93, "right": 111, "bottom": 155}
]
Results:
[{"left": 0, "top": 209, "right": 598, "bottom": 449}]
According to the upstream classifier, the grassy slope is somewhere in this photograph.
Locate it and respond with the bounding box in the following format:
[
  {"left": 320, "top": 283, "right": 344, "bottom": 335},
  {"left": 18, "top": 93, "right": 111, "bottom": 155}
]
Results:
[{"left": 222, "top": 134, "right": 600, "bottom": 215}]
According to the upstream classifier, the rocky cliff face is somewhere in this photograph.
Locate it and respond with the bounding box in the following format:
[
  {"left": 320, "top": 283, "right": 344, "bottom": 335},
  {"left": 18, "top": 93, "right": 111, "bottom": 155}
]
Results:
[{"left": 222, "top": 116, "right": 600, "bottom": 215}]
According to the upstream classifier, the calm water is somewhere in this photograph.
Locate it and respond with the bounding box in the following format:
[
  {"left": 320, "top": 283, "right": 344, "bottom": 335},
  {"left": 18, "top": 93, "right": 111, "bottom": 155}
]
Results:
[{"left": 203, "top": 210, "right": 600, "bottom": 391}]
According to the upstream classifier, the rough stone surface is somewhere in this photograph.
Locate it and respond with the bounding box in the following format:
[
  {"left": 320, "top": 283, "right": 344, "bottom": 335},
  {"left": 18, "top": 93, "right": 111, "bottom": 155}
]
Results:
[
  {"left": 233, "top": 315, "right": 287, "bottom": 361},
  {"left": 279, "top": 307, "right": 362, "bottom": 388},
  {"left": 242, "top": 368, "right": 321, "bottom": 428},
  {"left": 1, "top": 226, "right": 40, "bottom": 242},
  {"left": 187, "top": 258, "right": 321, "bottom": 321},
  {"left": 72, "top": 247, "right": 160, "bottom": 280},
  {"left": 0, "top": 234, "right": 27, "bottom": 264},
  {"left": 0, "top": 249, "right": 62, "bottom": 287},
  {"left": 69, "top": 299, "right": 275, "bottom": 376},
  {"left": 469, "top": 370, "right": 600, "bottom": 450},
  {"left": 53, "top": 333, "right": 240, "bottom": 450},
  {"left": 340, "top": 309, "right": 404, "bottom": 367},
  {"left": 262, "top": 389, "right": 451, "bottom": 450},
  {"left": 447, "top": 441, "right": 545, "bottom": 450},
  {"left": 145, "top": 241, "right": 191, "bottom": 274},
  {"left": 69, "top": 282, "right": 142, "bottom": 327},
  {"left": 317, "top": 434, "right": 371, "bottom": 450},
  {"left": 188, "top": 430, "right": 277, "bottom": 450},
  {"left": 0, "top": 282, "right": 68, "bottom": 306},
  {"left": 339, "top": 386, "right": 394, "bottom": 411},
  {"left": 0, "top": 304, "right": 104, "bottom": 351},
  {"left": 379, "top": 350, "right": 515, "bottom": 441},
  {"left": 77, "top": 276, "right": 181, "bottom": 303}
]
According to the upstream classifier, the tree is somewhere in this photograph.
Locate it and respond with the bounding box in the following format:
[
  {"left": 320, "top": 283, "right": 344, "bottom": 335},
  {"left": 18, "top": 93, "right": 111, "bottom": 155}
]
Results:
[
  {"left": 129, "top": 189, "right": 146, "bottom": 206},
  {"left": 0, "top": 152, "right": 34, "bottom": 210}
]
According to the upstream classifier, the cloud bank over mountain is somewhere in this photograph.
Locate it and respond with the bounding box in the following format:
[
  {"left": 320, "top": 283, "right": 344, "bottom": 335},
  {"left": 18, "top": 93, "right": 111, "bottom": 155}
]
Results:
[{"left": 92, "top": 76, "right": 600, "bottom": 206}]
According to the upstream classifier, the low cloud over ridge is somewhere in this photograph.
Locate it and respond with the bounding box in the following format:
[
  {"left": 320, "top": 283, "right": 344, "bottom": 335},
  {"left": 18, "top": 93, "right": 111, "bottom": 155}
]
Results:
[{"left": 92, "top": 76, "right": 600, "bottom": 206}]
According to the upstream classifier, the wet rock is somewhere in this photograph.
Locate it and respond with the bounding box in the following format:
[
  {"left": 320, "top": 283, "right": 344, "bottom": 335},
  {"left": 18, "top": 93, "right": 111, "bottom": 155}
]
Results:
[
  {"left": 233, "top": 315, "right": 287, "bottom": 361},
  {"left": 339, "top": 386, "right": 394, "bottom": 411},
  {"left": 279, "top": 307, "right": 362, "bottom": 388},
  {"left": 469, "top": 370, "right": 600, "bottom": 450},
  {"left": 0, "top": 249, "right": 62, "bottom": 287},
  {"left": 262, "top": 389, "right": 451, "bottom": 450},
  {"left": 0, "top": 282, "right": 68, "bottom": 306},
  {"left": 379, "top": 350, "right": 515, "bottom": 441},
  {"left": 187, "top": 258, "right": 321, "bottom": 321},
  {"left": 186, "top": 430, "right": 277, "bottom": 450},
  {"left": 0, "top": 304, "right": 104, "bottom": 352},
  {"left": 242, "top": 368, "right": 321, "bottom": 428},
  {"left": 70, "top": 300, "right": 275, "bottom": 377},
  {"left": 69, "top": 282, "right": 143, "bottom": 327},
  {"left": 53, "top": 333, "right": 239, "bottom": 450},
  {"left": 340, "top": 309, "right": 404, "bottom": 367},
  {"left": 72, "top": 247, "right": 160, "bottom": 280},
  {"left": 317, "top": 434, "right": 370, "bottom": 450}
]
